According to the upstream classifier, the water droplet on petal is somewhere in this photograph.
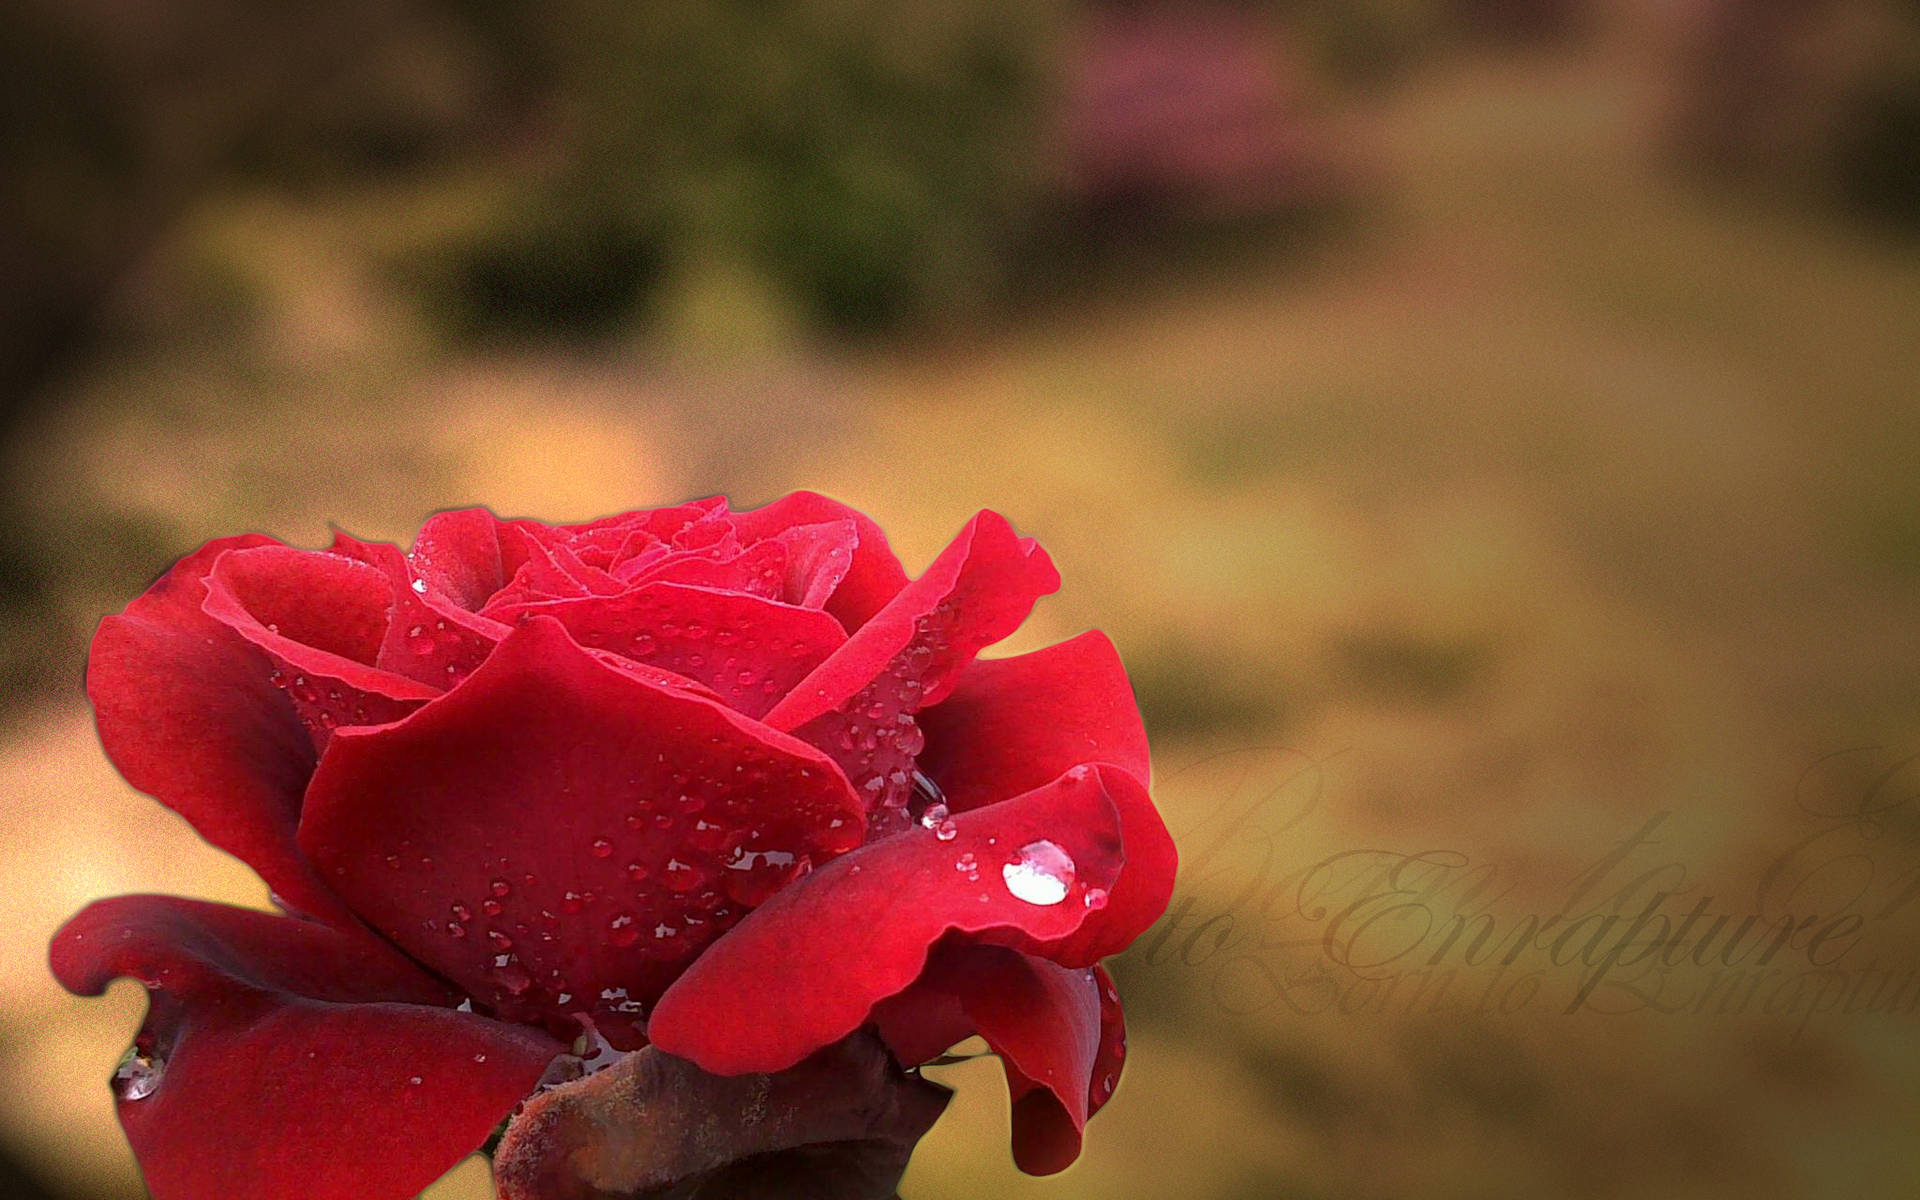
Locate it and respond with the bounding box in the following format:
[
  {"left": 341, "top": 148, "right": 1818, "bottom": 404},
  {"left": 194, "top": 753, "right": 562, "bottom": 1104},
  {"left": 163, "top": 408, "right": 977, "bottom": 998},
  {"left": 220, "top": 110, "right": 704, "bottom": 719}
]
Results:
[
  {"left": 663, "top": 858, "right": 703, "bottom": 892},
  {"left": 113, "top": 1046, "right": 163, "bottom": 1101},
  {"left": 607, "top": 912, "right": 639, "bottom": 947},
  {"left": 1084, "top": 887, "right": 1110, "bottom": 910},
  {"left": 589, "top": 837, "right": 614, "bottom": 859},
  {"left": 911, "top": 770, "right": 945, "bottom": 812},
  {"left": 1002, "top": 840, "right": 1075, "bottom": 906}
]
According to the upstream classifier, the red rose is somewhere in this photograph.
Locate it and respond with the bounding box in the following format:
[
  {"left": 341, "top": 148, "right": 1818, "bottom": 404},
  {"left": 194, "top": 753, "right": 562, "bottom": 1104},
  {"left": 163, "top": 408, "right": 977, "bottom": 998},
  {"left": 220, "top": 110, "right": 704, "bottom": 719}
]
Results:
[{"left": 50, "top": 493, "right": 1176, "bottom": 1200}]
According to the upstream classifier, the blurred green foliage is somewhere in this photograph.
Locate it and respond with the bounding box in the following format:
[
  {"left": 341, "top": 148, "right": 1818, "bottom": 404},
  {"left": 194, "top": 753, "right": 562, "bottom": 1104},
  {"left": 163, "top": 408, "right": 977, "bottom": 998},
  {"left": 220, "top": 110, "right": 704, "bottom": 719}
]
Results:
[{"left": 426, "top": 0, "right": 1064, "bottom": 337}]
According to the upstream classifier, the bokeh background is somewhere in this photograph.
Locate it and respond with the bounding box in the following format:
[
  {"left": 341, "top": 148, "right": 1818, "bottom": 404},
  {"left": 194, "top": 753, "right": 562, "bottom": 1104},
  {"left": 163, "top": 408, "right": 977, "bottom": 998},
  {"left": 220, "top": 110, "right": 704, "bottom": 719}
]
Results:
[{"left": 4, "top": 1, "right": 1920, "bottom": 1197}]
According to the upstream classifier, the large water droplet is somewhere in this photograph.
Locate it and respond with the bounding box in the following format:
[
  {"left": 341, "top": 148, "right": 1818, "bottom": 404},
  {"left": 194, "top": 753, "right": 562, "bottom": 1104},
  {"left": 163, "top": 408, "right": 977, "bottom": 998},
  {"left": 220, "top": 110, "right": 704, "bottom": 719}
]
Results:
[
  {"left": 1002, "top": 840, "right": 1075, "bottom": 906},
  {"left": 113, "top": 1046, "right": 163, "bottom": 1101}
]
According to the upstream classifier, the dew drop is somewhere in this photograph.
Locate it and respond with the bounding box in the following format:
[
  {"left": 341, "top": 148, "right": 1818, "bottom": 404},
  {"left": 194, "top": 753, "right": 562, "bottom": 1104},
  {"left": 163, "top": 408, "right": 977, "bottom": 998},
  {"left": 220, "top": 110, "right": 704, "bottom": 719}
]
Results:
[
  {"left": 607, "top": 912, "right": 639, "bottom": 947},
  {"left": 480, "top": 899, "right": 503, "bottom": 917},
  {"left": 410, "top": 578, "right": 428, "bottom": 595},
  {"left": 663, "top": 858, "right": 702, "bottom": 892},
  {"left": 113, "top": 1046, "right": 163, "bottom": 1101},
  {"left": 589, "top": 837, "right": 614, "bottom": 859},
  {"left": 1083, "top": 887, "right": 1110, "bottom": 910},
  {"left": 489, "top": 878, "right": 512, "bottom": 898},
  {"left": 560, "top": 890, "right": 586, "bottom": 915},
  {"left": 599, "top": 986, "right": 645, "bottom": 1015},
  {"left": 910, "top": 770, "right": 945, "bottom": 812},
  {"left": 1002, "top": 840, "right": 1075, "bottom": 906}
]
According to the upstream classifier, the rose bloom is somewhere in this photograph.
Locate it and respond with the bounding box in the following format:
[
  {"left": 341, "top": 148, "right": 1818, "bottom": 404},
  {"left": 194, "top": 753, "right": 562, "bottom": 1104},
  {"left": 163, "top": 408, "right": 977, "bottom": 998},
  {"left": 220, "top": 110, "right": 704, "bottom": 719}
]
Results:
[{"left": 51, "top": 493, "right": 1175, "bottom": 1200}]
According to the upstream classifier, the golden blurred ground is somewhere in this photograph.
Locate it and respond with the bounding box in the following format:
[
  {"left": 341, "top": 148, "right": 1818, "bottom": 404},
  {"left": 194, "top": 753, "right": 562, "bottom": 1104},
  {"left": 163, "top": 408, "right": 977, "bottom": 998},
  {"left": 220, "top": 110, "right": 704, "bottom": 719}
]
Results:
[{"left": 4, "top": 37, "right": 1920, "bottom": 1200}]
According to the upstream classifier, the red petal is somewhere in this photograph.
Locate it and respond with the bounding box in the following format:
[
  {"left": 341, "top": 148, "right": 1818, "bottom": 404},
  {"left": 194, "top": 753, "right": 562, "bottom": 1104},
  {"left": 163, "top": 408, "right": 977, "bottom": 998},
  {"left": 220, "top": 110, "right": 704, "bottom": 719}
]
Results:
[
  {"left": 327, "top": 532, "right": 506, "bottom": 688},
  {"left": 917, "top": 630, "right": 1151, "bottom": 813},
  {"left": 1087, "top": 963, "right": 1128, "bottom": 1121},
  {"left": 86, "top": 537, "right": 358, "bottom": 928},
  {"left": 617, "top": 540, "right": 784, "bottom": 600},
  {"left": 733, "top": 492, "right": 910, "bottom": 631},
  {"left": 478, "top": 530, "right": 605, "bottom": 614},
  {"left": 298, "top": 617, "right": 864, "bottom": 1047},
  {"left": 409, "top": 508, "right": 522, "bottom": 610},
  {"left": 764, "top": 511, "right": 1060, "bottom": 828},
  {"left": 647, "top": 764, "right": 1126, "bottom": 1075},
  {"left": 873, "top": 943, "right": 1124, "bottom": 1174},
  {"left": 51, "top": 896, "right": 562, "bottom": 1200},
  {"left": 499, "top": 584, "right": 847, "bottom": 720},
  {"left": 766, "top": 519, "right": 859, "bottom": 608},
  {"left": 945, "top": 946, "right": 1103, "bottom": 1176},
  {"left": 1047, "top": 765, "right": 1178, "bottom": 965},
  {"left": 201, "top": 546, "right": 441, "bottom": 746}
]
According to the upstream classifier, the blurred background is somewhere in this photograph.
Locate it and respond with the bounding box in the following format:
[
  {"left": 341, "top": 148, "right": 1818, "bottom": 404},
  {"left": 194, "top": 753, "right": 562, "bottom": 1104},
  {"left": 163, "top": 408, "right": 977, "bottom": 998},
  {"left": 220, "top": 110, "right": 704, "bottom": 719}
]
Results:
[{"left": 4, "top": 0, "right": 1920, "bottom": 1196}]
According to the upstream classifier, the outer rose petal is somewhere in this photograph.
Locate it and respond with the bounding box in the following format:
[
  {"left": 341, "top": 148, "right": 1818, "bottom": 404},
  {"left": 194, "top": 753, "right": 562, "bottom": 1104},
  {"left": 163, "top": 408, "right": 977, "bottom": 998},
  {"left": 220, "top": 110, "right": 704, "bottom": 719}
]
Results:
[
  {"left": 51, "top": 897, "right": 563, "bottom": 1200},
  {"left": 733, "top": 491, "right": 910, "bottom": 631},
  {"left": 945, "top": 948, "right": 1102, "bottom": 1176},
  {"left": 1087, "top": 964, "right": 1128, "bottom": 1121},
  {"left": 647, "top": 764, "right": 1131, "bottom": 1076},
  {"left": 85, "top": 536, "right": 359, "bottom": 929},
  {"left": 298, "top": 617, "right": 864, "bottom": 1046},
  {"left": 1040, "top": 765, "right": 1178, "bottom": 966},
  {"left": 917, "top": 630, "right": 1152, "bottom": 812},
  {"left": 874, "top": 944, "right": 1125, "bottom": 1175}
]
